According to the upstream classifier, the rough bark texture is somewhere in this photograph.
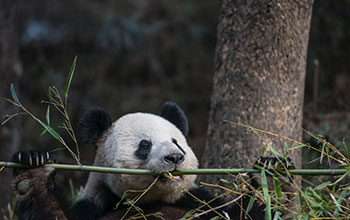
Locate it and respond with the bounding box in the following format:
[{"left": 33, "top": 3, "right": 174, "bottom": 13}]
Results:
[
  {"left": 201, "top": 0, "right": 313, "bottom": 184},
  {"left": 0, "top": 0, "right": 22, "bottom": 209}
]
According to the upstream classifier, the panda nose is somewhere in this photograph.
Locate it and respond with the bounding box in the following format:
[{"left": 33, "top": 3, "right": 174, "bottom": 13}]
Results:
[{"left": 164, "top": 153, "right": 184, "bottom": 164}]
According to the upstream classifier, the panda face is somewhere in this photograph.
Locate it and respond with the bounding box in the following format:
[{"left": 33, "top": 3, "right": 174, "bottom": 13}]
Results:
[{"left": 98, "top": 112, "right": 198, "bottom": 203}]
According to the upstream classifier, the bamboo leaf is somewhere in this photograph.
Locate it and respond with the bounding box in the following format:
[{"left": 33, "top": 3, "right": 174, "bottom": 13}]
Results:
[
  {"left": 46, "top": 106, "right": 50, "bottom": 125},
  {"left": 265, "top": 194, "right": 272, "bottom": 220},
  {"left": 260, "top": 146, "right": 265, "bottom": 156},
  {"left": 273, "top": 177, "right": 282, "bottom": 206},
  {"left": 261, "top": 169, "right": 272, "bottom": 220},
  {"left": 314, "top": 181, "right": 331, "bottom": 190},
  {"left": 270, "top": 146, "right": 282, "bottom": 157},
  {"left": 304, "top": 193, "right": 322, "bottom": 209},
  {"left": 245, "top": 193, "right": 256, "bottom": 216},
  {"left": 64, "top": 56, "right": 77, "bottom": 99},
  {"left": 115, "top": 190, "right": 128, "bottom": 209},
  {"left": 10, "top": 83, "right": 20, "bottom": 104},
  {"left": 320, "top": 140, "right": 326, "bottom": 164},
  {"left": 308, "top": 187, "right": 322, "bottom": 202},
  {"left": 38, "top": 120, "right": 61, "bottom": 140},
  {"left": 219, "top": 178, "right": 232, "bottom": 184},
  {"left": 47, "top": 87, "right": 52, "bottom": 101},
  {"left": 288, "top": 144, "right": 306, "bottom": 151},
  {"left": 329, "top": 192, "right": 343, "bottom": 213},
  {"left": 284, "top": 142, "right": 289, "bottom": 158},
  {"left": 273, "top": 211, "right": 281, "bottom": 220}
]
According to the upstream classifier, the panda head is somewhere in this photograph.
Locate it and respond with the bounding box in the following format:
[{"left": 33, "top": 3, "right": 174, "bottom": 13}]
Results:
[{"left": 77, "top": 101, "right": 198, "bottom": 203}]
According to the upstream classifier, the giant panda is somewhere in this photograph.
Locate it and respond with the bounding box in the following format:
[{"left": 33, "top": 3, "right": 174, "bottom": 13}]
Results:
[{"left": 11, "top": 101, "right": 268, "bottom": 220}]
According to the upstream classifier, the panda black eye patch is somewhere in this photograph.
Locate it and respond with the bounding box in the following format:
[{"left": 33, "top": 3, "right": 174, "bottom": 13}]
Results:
[
  {"left": 135, "top": 139, "right": 152, "bottom": 160},
  {"left": 172, "top": 138, "right": 186, "bottom": 155}
]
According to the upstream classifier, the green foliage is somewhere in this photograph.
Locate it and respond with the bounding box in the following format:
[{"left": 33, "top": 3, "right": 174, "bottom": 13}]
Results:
[
  {"left": 64, "top": 55, "right": 77, "bottom": 100},
  {"left": 3, "top": 57, "right": 81, "bottom": 164}
]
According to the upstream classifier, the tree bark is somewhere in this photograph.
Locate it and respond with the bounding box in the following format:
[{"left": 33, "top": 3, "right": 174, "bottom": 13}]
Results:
[
  {"left": 0, "top": 0, "right": 22, "bottom": 209},
  {"left": 201, "top": 0, "right": 313, "bottom": 185}
]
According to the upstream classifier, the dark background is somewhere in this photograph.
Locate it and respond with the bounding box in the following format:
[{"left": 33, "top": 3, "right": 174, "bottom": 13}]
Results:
[{"left": 1, "top": 0, "right": 350, "bottom": 209}]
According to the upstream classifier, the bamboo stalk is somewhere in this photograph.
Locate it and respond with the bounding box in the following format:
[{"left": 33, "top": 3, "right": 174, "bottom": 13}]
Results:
[{"left": 0, "top": 161, "right": 347, "bottom": 176}]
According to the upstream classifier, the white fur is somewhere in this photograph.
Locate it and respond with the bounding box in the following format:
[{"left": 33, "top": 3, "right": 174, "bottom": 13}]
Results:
[{"left": 82, "top": 112, "right": 198, "bottom": 204}]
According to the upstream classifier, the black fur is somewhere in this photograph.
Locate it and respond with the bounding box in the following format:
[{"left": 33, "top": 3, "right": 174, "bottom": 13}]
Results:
[
  {"left": 172, "top": 138, "right": 186, "bottom": 155},
  {"left": 161, "top": 101, "right": 189, "bottom": 136},
  {"left": 69, "top": 200, "right": 104, "bottom": 220},
  {"left": 134, "top": 139, "right": 153, "bottom": 160},
  {"left": 70, "top": 181, "right": 119, "bottom": 220},
  {"left": 77, "top": 108, "right": 112, "bottom": 144}
]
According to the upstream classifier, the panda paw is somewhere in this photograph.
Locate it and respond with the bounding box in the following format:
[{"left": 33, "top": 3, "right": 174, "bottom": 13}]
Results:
[
  {"left": 251, "top": 157, "right": 295, "bottom": 193},
  {"left": 12, "top": 151, "right": 56, "bottom": 196},
  {"left": 12, "top": 151, "right": 55, "bottom": 177},
  {"left": 254, "top": 157, "right": 294, "bottom": 172}
]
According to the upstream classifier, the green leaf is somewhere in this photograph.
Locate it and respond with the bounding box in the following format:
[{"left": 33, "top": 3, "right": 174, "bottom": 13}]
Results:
[
  {"left": 38, "top": 120, "right": 61, "bottom": 140},
  {"left": 64, "top": 56, "right": 77, "bottom": 99},
  {"left": 115, "top": 190, "right": 128, "bottom": 209},
  {"left": 245, "top": 193, "right": 256, "bottom": 215},
  {"left": 273, "top": 211, "right": 281, "bottom": 220},
  {"left": 304, "top": 192, "right": 322, "bottom": 209},
  {"left": 273, "top": 177, "right": 282, "bottom": 206},
  {"left": 261, "top": 169, "right": 272, "bottom": 220},
  {"left": 47, "top": 88, "right": 52, "bottom": 101},
  {"left": 331, "top": 192, "right": 343, "bottom": 213},
  {"left": 302, "top": 215, "right": 309, "bottom": 220},
  {"left": 46, "top": 106, "right": 50, "bottom": 125},
  {"left": 288, "top": 144, "right": 306, "bottom": 151},
  {"left": 260, "top": 146, "right": 265, "bottom": 156},
  {"left": 284, "top": 143, "right": 289, "bottom": 158},
  {"left": 40, "top": 129, "right": 47, "bottom": 136},
  {"left": 308, "top": 187, "right": 322, "bottom": 202},
  {"left": 10, "top": 83, "right": 20, "bottom": 104},
  {"left": 220, "top": 178, "right": 232, "bottom": 184},
  {"left": 320, "top": 140, "right": 326, "bottom": 163},
  {"left": 270, "top": 146, "right": 282, "bottom": 157},
  {"left": 314, "top": 181, "right": 331, "bottom": 190}
]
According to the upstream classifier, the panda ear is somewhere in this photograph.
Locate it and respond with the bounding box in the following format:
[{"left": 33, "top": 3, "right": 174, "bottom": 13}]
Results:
[
  {"left": 77, "top": 108, "right": 112, "bottom": 144},
  {"left": 160, "top": 101, "right": 189, "bottom": 136}
]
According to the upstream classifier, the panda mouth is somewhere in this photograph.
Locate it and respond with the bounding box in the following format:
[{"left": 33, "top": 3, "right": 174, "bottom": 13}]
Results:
[{"left": 158, "top": 171, "right": 184, "bottom": 182}]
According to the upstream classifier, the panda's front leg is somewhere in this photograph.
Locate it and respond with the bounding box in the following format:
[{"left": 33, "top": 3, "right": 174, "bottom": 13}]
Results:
[{"left": 12, "top": 151, "right": 70, "bottom": 220}]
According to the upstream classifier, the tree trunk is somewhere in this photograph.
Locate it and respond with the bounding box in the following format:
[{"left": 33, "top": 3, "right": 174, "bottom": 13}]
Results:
[
  {"left": 201, "top": 0, "right": 313, "bottom": 185},
  {"left": 0, "top": 0, "right": 22, "bottom": 209}
]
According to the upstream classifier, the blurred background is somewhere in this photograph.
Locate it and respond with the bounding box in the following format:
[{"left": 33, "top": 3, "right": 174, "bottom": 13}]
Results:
[{"left": 1, "top": 0, "right": 350, "bottom": 210}]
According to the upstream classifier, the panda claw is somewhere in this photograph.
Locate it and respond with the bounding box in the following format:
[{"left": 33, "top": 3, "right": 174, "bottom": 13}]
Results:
[
  {"left": 255, "top": 157, "right": 294, "bottom": 172},
  {"left": 40, "top": 154, "right": 44, "bottom": 166},
  {"left": 29, "top": 155, "right": 33, "bottom": 166},
  {"left": 18, "top": 152, "right": 22, "bottom": 163}
]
